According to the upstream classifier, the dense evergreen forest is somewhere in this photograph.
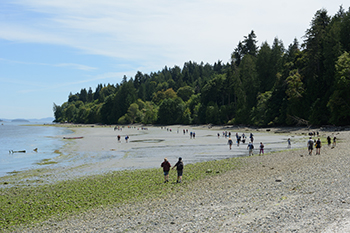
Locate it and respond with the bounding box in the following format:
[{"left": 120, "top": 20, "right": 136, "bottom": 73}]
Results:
[{"left": 53, "top": 7, "right": 350, "bottom": 126}]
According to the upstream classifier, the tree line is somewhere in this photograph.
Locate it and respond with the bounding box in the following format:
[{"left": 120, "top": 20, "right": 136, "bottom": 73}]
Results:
[{"left": 53, "top": 7, "right": 350, "bottom": 126}]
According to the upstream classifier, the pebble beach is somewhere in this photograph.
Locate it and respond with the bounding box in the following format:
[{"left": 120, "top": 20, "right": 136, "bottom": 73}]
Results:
[{"left": 11, "top": 127, "right": 350, "bottom": 232}]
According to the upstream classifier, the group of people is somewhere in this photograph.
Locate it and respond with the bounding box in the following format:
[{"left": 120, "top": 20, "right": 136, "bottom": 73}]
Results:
[
  {"left": 307, "top": 137, "right": 322, "bottom": 155},
  {"left": 228, "top": 132, "right": 339, "bottom": 157},
  {"left": 327, "top": 135, "right": 337, "bottom": 148},
  {"left": 189, "top": 131, "right": 196, "bottom": 139},
  {"left": 246, "top": 141, "right": 265, "bottom": 156},
  {"left": 307, "top": 135, "right": 337, "bottom": 155},
  {"left": 227, "top": 131, "right": 340, "bottom": 157},
  {"left": 226, "top": 132, "right": 254, "bottom": 149},
  {"left": 226, "top": 132, "right": 259, "bottom": 156},
  {"left": 119, "top": 128, "right": 340, "bottom": 184},
  {"left": 117, "top": 135, "right": 129, "bottom": 142},
  {"left": 160, "top": 157, "right": 184, "bottom": 183},
  {"left": 247, "top": 134, "right": 338, "bottom": 157}
]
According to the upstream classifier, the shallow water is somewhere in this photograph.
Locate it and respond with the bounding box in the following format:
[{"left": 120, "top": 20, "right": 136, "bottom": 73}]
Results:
[{"left": 0, "top": 122, "right": 71, "bottom": 176}]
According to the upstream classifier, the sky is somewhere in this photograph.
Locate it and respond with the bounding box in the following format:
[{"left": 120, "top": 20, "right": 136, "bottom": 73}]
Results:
[{"left": 0, "top": 0, "right": 349, "bottom": 120}]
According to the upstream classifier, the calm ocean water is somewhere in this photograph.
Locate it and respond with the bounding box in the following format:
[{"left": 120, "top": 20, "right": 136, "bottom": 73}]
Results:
[{"left": 0, "top": 122, "right": 72, "bottom": 177}]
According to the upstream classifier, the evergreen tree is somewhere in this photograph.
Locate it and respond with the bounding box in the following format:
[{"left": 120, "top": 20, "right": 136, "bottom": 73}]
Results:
[
  {"left": 328, "top": 51, "right": 350, "bottom": 124},
  {"left": 79, "top": 88, "right": 88, "bottom": 103},
  {"left": 87, "top": 87, "right": 93, "bottom": 102}
]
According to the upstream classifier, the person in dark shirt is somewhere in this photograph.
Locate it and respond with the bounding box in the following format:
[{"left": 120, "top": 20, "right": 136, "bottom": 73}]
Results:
[
  {"left": 327, "top": 136, "right": 331, "bottom": 146},
  {"left": 161, "top": 158, "right": 171, "bottom": 183},
  {"left": 172, "top": 157, "right": 184, "bottom": 183},
  {"left": 315, "top": 138, "right": 321, "bottom": 155},
  {"left": 228, "top": 138, "right": 233, "bottom": 150},
  {"left": 259, "top": 142, "right": 264, "bottom": 155}
]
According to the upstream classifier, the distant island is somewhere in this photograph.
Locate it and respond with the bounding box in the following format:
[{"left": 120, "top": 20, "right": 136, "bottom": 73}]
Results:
[
  {"left": 0, "top": 117, "right": 54, "bottom": 122},
  {"left": 11, "top": 119, "right": 30, "bottom": 122}
]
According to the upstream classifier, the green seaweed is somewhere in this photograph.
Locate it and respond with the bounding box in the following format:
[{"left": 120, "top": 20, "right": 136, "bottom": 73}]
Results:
[
  {"left": 0, "top": 157, "right": 242, "bottom": 231},
  {"left": 35, "top": 159, "right": 58, "bottom": 166}
]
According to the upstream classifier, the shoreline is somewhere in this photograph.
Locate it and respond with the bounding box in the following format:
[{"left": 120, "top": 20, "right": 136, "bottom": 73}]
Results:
[
  {"left": 10, "top": 127, "right": 350, "bottom": 232},
  {"left": 2, "top": 126, "right": 350, "bottom": 232},
  {"left": 45, "top": 124, "right": 310, "bottom": 179},
  {"left": 0, "top": 124, "right": 339, "bottom": 187}
]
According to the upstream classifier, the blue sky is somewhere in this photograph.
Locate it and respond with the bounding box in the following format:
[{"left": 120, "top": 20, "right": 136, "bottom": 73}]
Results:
[{"left": 0, "top": 0, "right": 349, "bottom": 120}]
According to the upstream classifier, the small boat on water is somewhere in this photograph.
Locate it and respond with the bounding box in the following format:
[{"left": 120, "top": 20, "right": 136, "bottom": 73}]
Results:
[
  {"left": 9, "top": 150, "right": 26, "bottom": 153},
  {"left": 63, "top": 136, "right": 84, "bottom": 139}
]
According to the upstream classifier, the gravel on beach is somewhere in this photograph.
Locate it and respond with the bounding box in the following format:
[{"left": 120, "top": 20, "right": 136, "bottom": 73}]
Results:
[{"left": 14, "top": 129, "right": 350, "bottom": 233}]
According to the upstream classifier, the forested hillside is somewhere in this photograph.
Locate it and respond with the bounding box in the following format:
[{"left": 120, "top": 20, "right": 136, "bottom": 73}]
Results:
[{"left": 53, "top": 7, "right": 350, "bottom": 126}]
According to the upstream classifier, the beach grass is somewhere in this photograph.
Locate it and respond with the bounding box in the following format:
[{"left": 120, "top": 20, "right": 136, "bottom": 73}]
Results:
[{"left": 0, "top": 157, "right": 241, "bottom": 231}]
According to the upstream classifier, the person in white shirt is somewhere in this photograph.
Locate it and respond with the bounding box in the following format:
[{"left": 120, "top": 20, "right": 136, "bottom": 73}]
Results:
[{"left": 307, "top": 137, "right": 314, "bottom": 155}]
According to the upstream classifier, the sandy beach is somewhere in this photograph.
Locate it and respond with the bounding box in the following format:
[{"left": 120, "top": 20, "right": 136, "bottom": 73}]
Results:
[
  {"left": 23, "top": 124, "right": 305, "bottom": 182},
  {"left": 11, "top": 125, "right": 350, "bottom": 232}
]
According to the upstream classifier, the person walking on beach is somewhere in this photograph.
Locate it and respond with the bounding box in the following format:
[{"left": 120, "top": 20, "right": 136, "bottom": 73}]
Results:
[
  {"left": 259, "top": 142, "right": 264, "bottom": 155},
  {"left": 161, "top": 158, "right": 171, "bottom": 183},
  {"left": 287, "top": 138, "right": 291, "bottom": 148},
  {"left": 250, "top": 133, "right": 254, "bottom": 143},
  {"left": 327, "top": 136, "right": 331, "bottom": 146},
  {"left": 247, "top": 142, "right": 254, "bottom": 156},
  {"left": 249, "top": 133, "right": 254, "bottom": 143},
  {"left": 307, "top": 137, "right": 314, "bottom": 155},
  {"left": 315, "top": 138, "right": 321, "bottom": 155},
  {"left": 172, "top": 157, "right": 184, "bottom": 183},
  {"left": 125, "top": 135, "right": 129, "bottom": 142},
  {"left": 333, "top": 136, "right": 337, "bottom": 147},
  {"left": 117, "top": 135, "right": 121, "bottom": 142},
  {"left": 228, "top": 138, "right": 233, "bottom": 150}
]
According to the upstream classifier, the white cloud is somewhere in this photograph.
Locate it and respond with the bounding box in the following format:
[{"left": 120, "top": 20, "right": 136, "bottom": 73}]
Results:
[
  {"left": 2, "top": 0, "right": 349, "bottom": 69},
  {"left": 0, "top": 0, "right": 349, "bottom": 119},
  {"left": 54, "top": 63, "right": 97, "bottom": 71}
]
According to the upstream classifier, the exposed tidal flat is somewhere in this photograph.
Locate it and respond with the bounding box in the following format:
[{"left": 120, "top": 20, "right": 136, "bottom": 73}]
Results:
[
  {"left": 1, "top": 125, "right": 350, "bottom": 232},
  {"left": 1, "top": 124, "right": 306, "bottom": 185}
]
